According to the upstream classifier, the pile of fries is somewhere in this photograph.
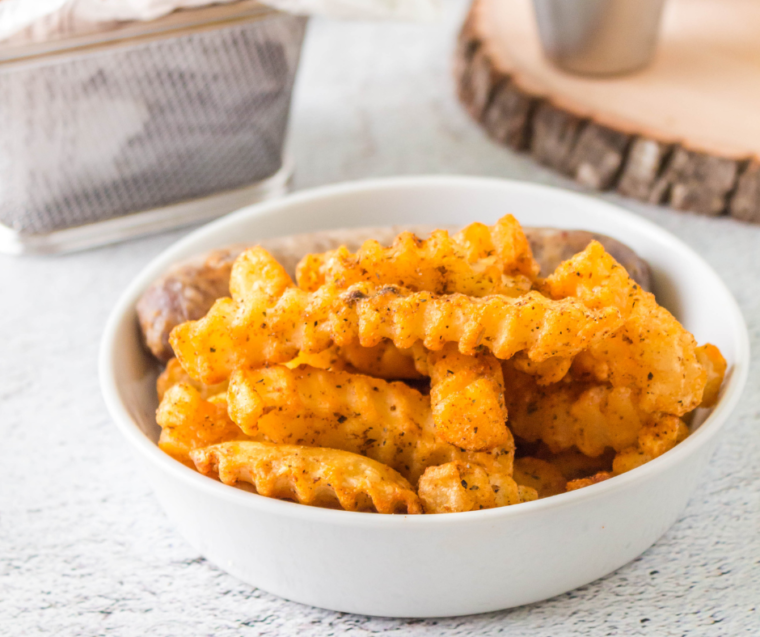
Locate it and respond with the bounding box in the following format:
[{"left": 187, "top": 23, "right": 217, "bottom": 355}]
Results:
[{"left": 155, "top": 215, "right": 726, "bottom": 514}]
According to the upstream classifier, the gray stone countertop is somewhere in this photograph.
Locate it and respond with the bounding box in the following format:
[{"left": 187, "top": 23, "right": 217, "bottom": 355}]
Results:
[{"left": 1, "top": 2, "right": 758, "bottom": 635}]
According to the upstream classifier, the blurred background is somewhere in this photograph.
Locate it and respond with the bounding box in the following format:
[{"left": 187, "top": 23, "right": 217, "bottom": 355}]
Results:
[{"left": 2, "top": 0, "right": 757, "bottom": 250}]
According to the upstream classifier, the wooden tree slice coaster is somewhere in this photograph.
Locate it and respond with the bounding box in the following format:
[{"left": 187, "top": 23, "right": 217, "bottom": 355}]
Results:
[{"left": 455, "top": 0, "right": 760, "bottom": 223}]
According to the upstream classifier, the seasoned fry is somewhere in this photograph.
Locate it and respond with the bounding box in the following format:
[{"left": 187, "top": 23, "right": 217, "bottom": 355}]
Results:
[
  {"left": 191, "top": 441, "right": 422, "bottom": 514},
  {"left": 417, "top": 461, "right": 529, "bottom": 514},
  {"left": 226, "top": 365, "right": 514, "bottom": 484},
  {"left": 229, "top": 244, "right": 294, "bottom": 301},
  {"left": 298, "top": 234, "right": 532, "bottom": 296},
  {"left": 339, "top": 340, "right": 422, "bottom": 379},
  {"left": 513, "top": 457, "right": 567, "bottom": 498},
  {"left": 534, "top": 445, "right": 615, "bottom": 482},
  {"left": 418, "top": 462, "right": 500, "bottom": 513},
  {"left": 283, "top": 345, "right": 348, "bottom": 372},
  {"left": 566, "top": 471, "right": 614, "bottom": 491},
  {"left": 156, "top": 384, "right": 250, "bottom": 466},
  {"left": 515, "top": 407, "right": 689, "bottom": 494},
  {"left": 561, "top": 415, "right": 689, "bottom": 491},
  {"left": 157, "top": 358, "right": 228, "bottom": 402},
  {"left": 428, "top": 344, "right": 509, "bottom": 451},
  {"left": 168, "top": 247, "right": 303, "bottom": 384},
  {"left": 510, "top": 352, "right": 573, "bottom": 385},
  {"left": 637, "top": 415, "right": 690, "bottom": 458},
  {"left": 171, "top": 246, "right": 623, "bottom": 384},
  {"left": 502, "top": 363, "right": 646, "bottom": 457},
  {"left": 454, "top": 214, "right": 540, "bottom": 278},
  {"left": 375, "top": 286, "right": 614, "bottom": 358},
  {"left": 296, "top": 215, "right": 538, "bottom": 296},
  {"left": 543, "top": 241, "right": 708, "bottom": 415},
  {"left": 408, "top": 340, "right": 432, "bottom": 376},
  {"left": 335, "top": 284, "right": 621, "bottom": 360},
  {"left": 612, "top": 415, "right": 689, "bottom": 475},
  {"left": 696, "top": 344, "right": 727, "bottom": 408}
]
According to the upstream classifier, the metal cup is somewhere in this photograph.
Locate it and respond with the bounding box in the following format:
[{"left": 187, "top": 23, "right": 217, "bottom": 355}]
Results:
[{"left": 532, "top": 0, "right": 667, "bottom": 76}]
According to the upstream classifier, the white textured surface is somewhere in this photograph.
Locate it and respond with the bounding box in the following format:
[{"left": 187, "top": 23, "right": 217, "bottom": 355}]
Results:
[{"left": 1, "top": 1, "right": 759, "bottom": 634}]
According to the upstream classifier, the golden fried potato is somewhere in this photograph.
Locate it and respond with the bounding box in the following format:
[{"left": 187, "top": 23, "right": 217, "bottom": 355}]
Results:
[
  {"left": 518, "top": 485, "right": 539, "bottom": 503},
  {"left": 564, "top": 415, "right": 688, "bottom": 491},
  {"left": 170, "top": 246, "right": 622, "bottom": 384},
  {"left": 296, "top": 215, "right": 537, "bottom": 296},
  {"left": 417, "top": 461, "right": 526, "bottom": 514},
  {"left": 454, "top": 214, "right": 540, "bottom": 279},
  {"left": 170, "top": 296, "right": 241, "bottom": 384},
  {"left": 510, "top": 352, "right": 573, "bottom": 385},
  {"left": 566, "top": 471, "right": 614, "bottom": 491},
  {"left": 612, "top": 415, "right": 689, "bottom": 475},
  {"left": 513, "top": 457, "right": 567, "bottom": 498},
  {"left": 407, "top": 340, "right": 432, "bottom": 376},
  {"left": 228, "top": 244, "right": 293, "bottom": 301},
  {"left": 534, "top": 445, "right": 615, "bottom": 482},
  {"left": 283, "top": 345, "right": 349, "bottom": 372},
  {"left": 544, "top": 241, "right": 708, "bottom": 416},
  {"left": 339, "top": 340, "right": 422, "bottom": 379},
  {"left": 157, "top": 358, "right": 228, "bottom": 402},
  {"left": 156, "top": 384, "right": 250, "bottom": 466},
  {"left": 428, "top": 343, "right": 510, "bottom": 451},
  {"left": 502, "top": 363, "right": 646, "bottom": 457},
  {"left": 191, "top": 441, "right": 422, "bottom": 514},
  {"left": 169, "top": 247, "right": 305, "bottom": 384},
  {"left": 696, "top": 344, "right": 727, "bottom": 408},
  {"left": 638, "top": 414, "right": 690, "bottom": 458},
  {"left": 226, "top": 364, "right": 514, "bottom": 485},
  {"left": 336, "top": 285, "right": 621, "bottom": 360}
]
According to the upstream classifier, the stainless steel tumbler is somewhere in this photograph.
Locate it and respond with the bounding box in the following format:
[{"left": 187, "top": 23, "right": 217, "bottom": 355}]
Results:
[{"left": 532, "top": 0, "right": 667, "bottom": 76}]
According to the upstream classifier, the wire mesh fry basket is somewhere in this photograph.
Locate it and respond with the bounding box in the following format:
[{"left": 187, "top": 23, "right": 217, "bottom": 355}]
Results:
[{"left": 0, "top": 1, "right": 307, "bottom": 254}]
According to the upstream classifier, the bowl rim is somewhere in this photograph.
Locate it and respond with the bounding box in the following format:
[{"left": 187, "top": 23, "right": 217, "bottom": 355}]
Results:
[{"left": 99, "top": 175, "right": 750, "bottom": 528}]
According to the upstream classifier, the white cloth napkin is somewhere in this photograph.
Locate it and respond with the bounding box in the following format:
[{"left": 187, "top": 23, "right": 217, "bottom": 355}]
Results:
[{"left": 0, "top": 0, "right": 442, "bottom": 44}]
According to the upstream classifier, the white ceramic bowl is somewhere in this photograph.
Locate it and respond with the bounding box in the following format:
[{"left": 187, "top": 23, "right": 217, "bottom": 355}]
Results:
[{"left": 100, "top": 176, "right": 749, "bottom": 618}]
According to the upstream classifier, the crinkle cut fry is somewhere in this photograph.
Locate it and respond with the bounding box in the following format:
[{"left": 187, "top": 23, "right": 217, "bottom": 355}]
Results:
[
  {"left": 428, "top": 343, "right": 510, "bottom": 451},
  {"left": 513, "top": 457, "right": 567, "bottom": 499},
  {"left": 611, "top": 414, "right": 690, "bottom": 476},
  {"left": 312, "top": 284, "right": 622, "bottom": 363},
  {"left": 170, "top": 249, "right": 623, "bottom": 385},
  {"left": 157, "top": 358, "right": 228, "bottom": 402},
  {"left": 534, "top": 445, "right": 615, "bottom": 482},
  {"left": 417, "top": 461, "right": 535, "bottom": 514},
  {"left": 543, "top": 241, "right": 709, "bottom": 415},
  {"left": 295, "top": 214, "right": 539, "bottom": 295},
  {"left": 283, "top": 345, "right": 349, "bottom": 372},
  {"left": 504, "top": 358, "right": 692, "bottom": 491},
  {"left": 297, "top": 232, "right": 533, "bottom": 297},
  {"left": 284, "top": 340, "right": 423, "bottom": 380},
  {"left": 169, "top": 246, "right": 304, "bottom": 385},
  {"left": 696, "top": 343, "right": 727, "bottom": 408},
  {"left": 191, "top": 441, "right": 422, "bottom": 514},
  {"left": 227, "top": 365, "right": 515, "bottom": 485},
  {"left": 566, "top": 414, "right": 689, "bottom": 491},
  {"left": 229, "top": 245, "right": 294, "bottom": 301},
  {"left": 156, "top": 383, "right": 250, "bottom": 466},
  {"left": 455, "top": 214, "right": 540, "bottom": 279},
  {"left": 565, "top": 471, "right": 614, "bottom": 492},
  {"left": 510, "top": 352, "right": 574, "bottom": 385},
  {"left": 338, "top": 340, "right": 422, "bottom": 379},
  {"left": 501, "top": 362, "right": 647, "bottom": 458}
]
